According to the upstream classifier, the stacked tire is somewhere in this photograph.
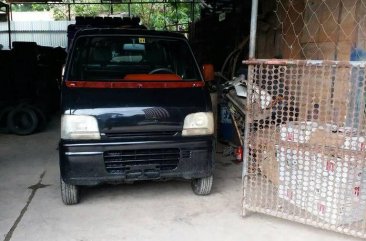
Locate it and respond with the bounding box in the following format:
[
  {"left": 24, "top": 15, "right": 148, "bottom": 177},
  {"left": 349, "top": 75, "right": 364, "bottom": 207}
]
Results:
[
  {"left": 0, "top": 41, "right": 66, "bottom": 136},
  {"left": 0, "top": 103, "right": 47, "bottom": 135}
]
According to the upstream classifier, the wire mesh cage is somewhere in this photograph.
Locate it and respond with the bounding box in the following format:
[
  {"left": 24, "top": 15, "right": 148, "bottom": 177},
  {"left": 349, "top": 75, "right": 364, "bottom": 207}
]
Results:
[
  {"left": 244, "top": 60, "right": 366, "bottom": 238},
  {"left": 242, "top": 59, "right": 366, "bottom": 238},
  {"left": 243, "top": 1, "right": 366, "bottom": 237}
]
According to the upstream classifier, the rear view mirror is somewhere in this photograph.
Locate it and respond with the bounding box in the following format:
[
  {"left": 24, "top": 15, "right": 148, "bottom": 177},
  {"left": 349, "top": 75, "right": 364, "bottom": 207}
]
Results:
[
  {"left": 123, "top": 43, "right": 145, "bottom": 51},
  {"left": 202, "top": 64, "right": 215, "bottom": 82}
]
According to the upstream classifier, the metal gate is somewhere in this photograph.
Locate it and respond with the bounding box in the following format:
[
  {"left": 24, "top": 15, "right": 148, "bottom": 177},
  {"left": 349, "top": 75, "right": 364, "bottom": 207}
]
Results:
[{"left": 242, "top": 0, "right": 366, "bottom": 238}]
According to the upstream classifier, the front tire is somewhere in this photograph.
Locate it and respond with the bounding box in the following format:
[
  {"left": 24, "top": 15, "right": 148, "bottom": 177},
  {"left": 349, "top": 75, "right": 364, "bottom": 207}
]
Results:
[
  {"left": 191, "top": 175, "right": 213, "bottom": 195},
  {"left": 60, "top": 178, "right": 80, "bottom": 205}
]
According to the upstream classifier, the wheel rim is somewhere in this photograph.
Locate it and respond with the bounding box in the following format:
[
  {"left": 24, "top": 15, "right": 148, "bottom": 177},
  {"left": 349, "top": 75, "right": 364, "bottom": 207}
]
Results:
[{"left": 14, "top": 111, "right": 33, "bottom": 130}]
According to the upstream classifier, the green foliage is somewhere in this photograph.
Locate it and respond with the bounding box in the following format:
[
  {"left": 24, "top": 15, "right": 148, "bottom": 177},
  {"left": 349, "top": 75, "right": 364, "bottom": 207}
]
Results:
[
  {"left": 31, "top": 4, "right": 50, "bottom": 11},
  {"left": 115, "top": 2, "right": 200, "bottom": 31},
  {"left": 52, "top": 4, "right": 111, "bottom": 20},
  {"left": 11, "top": 4, "right": 33, "bottom": 12},
  {"left": 12, "top": 0, "right": 200, "bottom": 31},
  {"left": 12, "top": 3, "right": 49, "bottom": 12}
]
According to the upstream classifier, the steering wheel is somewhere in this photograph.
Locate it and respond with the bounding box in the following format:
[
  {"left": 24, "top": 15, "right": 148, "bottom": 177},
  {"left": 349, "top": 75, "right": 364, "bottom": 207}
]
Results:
[{"left": 149, "top": 68, "right": 174, "bottom": 74}]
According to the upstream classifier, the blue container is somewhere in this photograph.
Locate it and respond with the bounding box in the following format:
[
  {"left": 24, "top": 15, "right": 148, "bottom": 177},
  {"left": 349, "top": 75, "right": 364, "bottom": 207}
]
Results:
[{"left": 219, "top": 104, "right": 234, "bottom": 142}]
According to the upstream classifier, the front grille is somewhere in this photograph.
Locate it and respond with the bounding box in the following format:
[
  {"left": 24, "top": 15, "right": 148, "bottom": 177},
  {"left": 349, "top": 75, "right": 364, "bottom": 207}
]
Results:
[
  {"left": 181, "top": 150, "right": 192, "bottom": 159},
  {"left": 104, "top": 131, "right": 179, "bottom": 138},
  {"left": 104, "top": 148, "right": 180, "bottom": 174}
]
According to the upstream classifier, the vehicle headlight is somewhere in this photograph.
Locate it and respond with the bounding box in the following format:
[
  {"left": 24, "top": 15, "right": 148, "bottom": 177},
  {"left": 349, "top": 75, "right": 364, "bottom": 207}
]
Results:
[
  {"left": 182, "top": 112, "right": 214, "bottom": 136},
  {"left": 61, "top": 115, "right": 100, "bottom": 140}
]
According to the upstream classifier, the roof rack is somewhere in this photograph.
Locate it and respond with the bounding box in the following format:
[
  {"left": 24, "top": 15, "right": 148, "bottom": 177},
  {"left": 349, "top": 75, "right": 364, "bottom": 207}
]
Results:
[{"left": 74, "top": 16, "right": 145, "bottom": 29}]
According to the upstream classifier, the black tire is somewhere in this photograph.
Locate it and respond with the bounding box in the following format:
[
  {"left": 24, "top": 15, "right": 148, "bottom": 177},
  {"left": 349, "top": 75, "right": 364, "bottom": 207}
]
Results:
[
  {"left": 60, "top": 178, "right": 80, "bottom": 205},
  {"left": 191, "top": 175, "right": 213, "bottom": 195},
  {"left": 0, "top": 106, "right": 13, "bottom": 133},
  {"left": 24, "top": 104, "right": 48, "bottom": 132},
  {"left": 7, "top": 107, "right": 38, "bottom": 135}
]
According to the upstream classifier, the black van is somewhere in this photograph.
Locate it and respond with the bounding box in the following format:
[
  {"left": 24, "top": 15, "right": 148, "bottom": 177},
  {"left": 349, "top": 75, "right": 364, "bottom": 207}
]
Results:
[{"left": 59, "top": 28, "right": 215, "bottom": 204}]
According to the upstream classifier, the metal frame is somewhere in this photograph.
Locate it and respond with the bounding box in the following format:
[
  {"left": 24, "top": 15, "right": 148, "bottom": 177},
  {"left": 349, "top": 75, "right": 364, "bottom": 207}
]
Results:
[
  {"left": 242, "top": 0, "right": 259, "bottom": 217},
  {"left": 1, "top": 0, "right": 198, "bottom": 47},
  {"left": 248, "top": 0, "right": 258, "bottom": 59},
  {"left": 7, "top": 0, "right": 198, "bottom": 26}
]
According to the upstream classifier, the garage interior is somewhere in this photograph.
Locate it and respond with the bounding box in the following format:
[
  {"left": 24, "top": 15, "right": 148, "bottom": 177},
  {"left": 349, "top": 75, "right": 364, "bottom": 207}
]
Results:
[{"left": 1, "top": 0, "right": 366, "bottom": 240}]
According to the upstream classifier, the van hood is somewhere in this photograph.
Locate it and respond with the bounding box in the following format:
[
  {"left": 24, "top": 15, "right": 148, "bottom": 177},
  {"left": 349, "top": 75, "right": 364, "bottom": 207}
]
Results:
[{"left": 62, "top": 87, "right": 211, "bottom": 137}]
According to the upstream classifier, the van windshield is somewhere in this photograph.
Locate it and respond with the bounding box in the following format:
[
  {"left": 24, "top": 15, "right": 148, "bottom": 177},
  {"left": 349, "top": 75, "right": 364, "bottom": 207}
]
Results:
[{"left": 68, "top": 36, "right": 202, "bottom": 81}]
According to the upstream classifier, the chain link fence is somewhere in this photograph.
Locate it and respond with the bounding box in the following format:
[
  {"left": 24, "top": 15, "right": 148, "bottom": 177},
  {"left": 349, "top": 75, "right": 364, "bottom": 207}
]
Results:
[
  {"left": 278, "top": 0, "right": 366, "bottom": 61},
  {"left": 243, "top": 0, "right": 366, "bottom": 238}
]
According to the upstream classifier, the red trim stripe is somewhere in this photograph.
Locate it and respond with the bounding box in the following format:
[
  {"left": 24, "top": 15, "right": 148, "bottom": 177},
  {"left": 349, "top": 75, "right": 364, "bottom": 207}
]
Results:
[
  {"left": 65, "top": 80, "right": 205, "bottom": 89},
  {"left": 123, "top": 74, "right": 182, "bottom": 81}
]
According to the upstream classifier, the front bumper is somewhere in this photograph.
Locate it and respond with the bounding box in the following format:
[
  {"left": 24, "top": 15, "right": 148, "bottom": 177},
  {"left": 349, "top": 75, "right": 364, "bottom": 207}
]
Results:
[{"left": 59, "top": 136, "right": 215, "bottom": 186}]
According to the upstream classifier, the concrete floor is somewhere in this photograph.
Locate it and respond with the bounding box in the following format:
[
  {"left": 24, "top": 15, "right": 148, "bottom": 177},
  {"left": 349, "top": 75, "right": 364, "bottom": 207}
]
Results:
[{"left": 0, "top": 117, "right": 361, "bottom": 241}]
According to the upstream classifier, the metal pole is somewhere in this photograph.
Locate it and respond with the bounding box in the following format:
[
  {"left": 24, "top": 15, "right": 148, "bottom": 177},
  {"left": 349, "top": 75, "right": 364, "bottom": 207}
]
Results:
[
  {"left": 163, "top": 3, "right": 167, "bottom": 30},
  {"left": 175, "top": 0, "right": 178, "bottom": 31},
  {"left": 242, "top": 0, "right": 259, "bottom": 217},
  {"left": 249, "top": 0, "right": 259, "bottom": 59},
  {"left": 6, "top": 5, "right": 11, "bottom": 49},
  {"left": 128, "top": 0, "right": 131, "bottom": 17},
  {"left": 9, "top": 4, "right": 12, "bottom": 21},
  {"left": 68, "top": 4, "right": 71, "bottom": 21},
  {"left": 191, "top": 0, "right": 195, "bottom": 23}
]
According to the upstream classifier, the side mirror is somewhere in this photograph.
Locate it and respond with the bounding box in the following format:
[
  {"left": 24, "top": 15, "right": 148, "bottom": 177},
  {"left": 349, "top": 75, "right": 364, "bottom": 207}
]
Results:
[{"left": 202, "top": 64, "right": 215, "bottom": 81}]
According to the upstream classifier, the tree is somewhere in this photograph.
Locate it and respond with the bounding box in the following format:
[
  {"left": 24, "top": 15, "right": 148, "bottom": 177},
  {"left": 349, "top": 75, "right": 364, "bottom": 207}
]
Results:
[{"left": 52, "top": 2, "right": 111, "bottom": 20}]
